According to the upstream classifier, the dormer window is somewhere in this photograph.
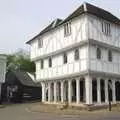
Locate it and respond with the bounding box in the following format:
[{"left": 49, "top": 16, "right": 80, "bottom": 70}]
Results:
[
  {"left": 102, "top": 21, "right": 111, "bottom": 35},
  {"left": 64, "top": 22, "right": 71, "bottom": 36},
  {"left": 38, "top": 39, "right": 43, "bottom": 48}
]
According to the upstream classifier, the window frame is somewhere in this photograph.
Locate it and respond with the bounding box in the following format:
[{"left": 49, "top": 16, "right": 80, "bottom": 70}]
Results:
[
  {"left": 41, "top": 59, "right": 44, "bottom": 69},
  {"left": 96, "top": 47, "right": 101, "bottom": 60},
  {"left": 64, "top": 22, "right": 71, "bottom": 37},
  {"left": 101, "top": 21, "right": 111, "bottom": 35},
  {"left": 49, "top": 57, "right": 52, "bottom": 68},
  {"left": 38, "top": 38, "right": 43, "bottom": 48},
  {"left": 63, "top": 53, "right": 67, "bottom": 64},
  {"left": 74, "top": 48, "right": 79, "bottom": 61},
  {"left": 108, "top": 50, "right": 112, "bottom": 62}
]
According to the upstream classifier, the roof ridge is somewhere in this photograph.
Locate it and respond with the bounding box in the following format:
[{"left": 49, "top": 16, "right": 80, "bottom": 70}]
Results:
[{"left": 83, "top": 2, "right": 87, "bottom": 12}]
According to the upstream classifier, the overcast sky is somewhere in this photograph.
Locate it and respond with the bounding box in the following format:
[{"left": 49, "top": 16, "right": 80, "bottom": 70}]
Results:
[{"left": 0, "top": 0, "right": 120, "bottom": 54}]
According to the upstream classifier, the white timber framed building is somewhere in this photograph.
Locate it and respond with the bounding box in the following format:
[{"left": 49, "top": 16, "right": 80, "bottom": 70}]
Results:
[
  {"left": 27, "top": 3, "right": 120, "bottom": 106},
  {"left": 0, "top": 54, "right": 6, "bottom": 100}
]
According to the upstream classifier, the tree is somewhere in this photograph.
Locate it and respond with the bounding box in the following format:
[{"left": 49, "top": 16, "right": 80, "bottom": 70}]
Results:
[{"left": 7, "top": 49, "right": 35, "bottom": 72}]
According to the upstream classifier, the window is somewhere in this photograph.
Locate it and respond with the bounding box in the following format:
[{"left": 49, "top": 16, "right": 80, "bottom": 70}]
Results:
[
  {"left": 64, "top": 22, "right": 71, "bottom": 36},
  {"left": 96, "top": 47, "right": 101, "bottom": 59},
  {"left": 63, "top": 53, "right": 67, "bottom": 64},
  {"left": 49, "top": 57, "right": 52, "bottom": 67},
  {"left": 102, "top": 21, "right": 111, "bottom": 35},
  {"left": 41, "top": 59, "right": 44, "bottom": 69},
  {"left": 74, "top": 49, "right": 79, "bottom": 60},
  {"left": 38, "top": 39, "right": 43, "bottom": 48},
  {"left": 108, "top": 50, "right": 112, "bottom": 62}
]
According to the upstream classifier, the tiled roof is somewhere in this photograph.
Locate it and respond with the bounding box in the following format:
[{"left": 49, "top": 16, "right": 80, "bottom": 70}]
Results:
[
  {"left": 26, "top": 2, "right": 120, "bottom": 44},
  {"left": 26, "top": 19, "right": 62, "bottom": 44},
  {"left": 6, "top": 71, "right": 38, "bottom": 87},
  {"left": 39, "top": 18, "right": 63, "bottom": 35}
]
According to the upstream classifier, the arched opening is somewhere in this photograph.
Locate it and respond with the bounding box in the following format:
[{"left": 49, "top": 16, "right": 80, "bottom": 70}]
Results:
[
  {"left": 46, "top": 89, "right": 48, "bottom": 101},
  {"left": 51, "top": 83, "right": 54, "bottom": 101},
  {"left": 108, "top": 80, "right": 113, "bottom": 101},
  {"left": 72, "top": 79, "right": 76, "bottom": 102},
  {"left": 115, "top": 81, "right": 120, "bottom": 101},
  {"left": 64, "top": 81, "right": 68, "bottom": 102},
  {"left": 100, "top": 79, "right": 105, "bottom": 102},
  {"left": 45, "top": 83, "right": 48, "bottom": 101},
  {"left": 92, "top": 78, "right": 97, "bottom": 102},
  {"left": 80, "top": 78, "right": 85, "bottom": 102},
  {"left": 57, "top": 82, "right": 61, "bottom": 101}
]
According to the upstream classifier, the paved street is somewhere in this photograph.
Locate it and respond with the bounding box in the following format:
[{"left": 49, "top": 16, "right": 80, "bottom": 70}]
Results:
[{"left": 0, "top": 102, "right": 120, "bottom": 120}]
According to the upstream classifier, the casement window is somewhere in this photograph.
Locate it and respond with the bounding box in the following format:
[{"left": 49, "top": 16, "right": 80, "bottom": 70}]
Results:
[
  {"left": 63, "top": 53, "right": 67, "bottom": 64},
  {"left": 49, "top": 57, "right": 52, "bottom": 67},
  {"left": 102, "top": 21, "right": 111, "bottom": 35},
  {"left": 38, "top": 39, "right": 43, "bottom": 48},
  {"left": 96, "top": 47, "right": 101, "bottom": 60},
  {"left": 41, "top": 59, "right": 44, "bottom": 69},
  {"left": 108, "top": 50, "right": 112, "bottom": 62},
  {"left": 74, "top": 49, "right": 79, "bottom": 60},
  {"left": 64, "top": 22, "right": 71, "bottom": 36}
]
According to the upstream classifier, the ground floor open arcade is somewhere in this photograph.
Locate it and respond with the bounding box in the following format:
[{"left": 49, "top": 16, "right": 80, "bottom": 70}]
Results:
[{"left": 41, "top": 75, "right": 120, "bottom": 105}]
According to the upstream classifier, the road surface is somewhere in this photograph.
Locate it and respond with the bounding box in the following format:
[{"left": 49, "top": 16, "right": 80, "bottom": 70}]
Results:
[{"left": 0, "top": 102, "right": 120, "bottom": 120}]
